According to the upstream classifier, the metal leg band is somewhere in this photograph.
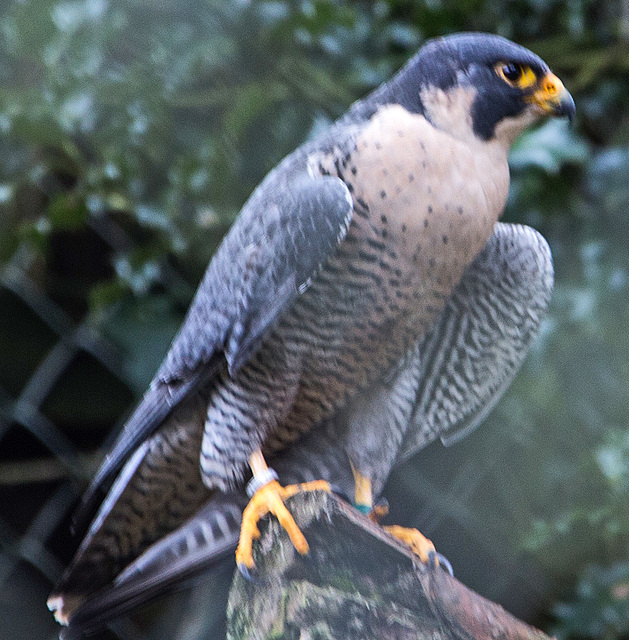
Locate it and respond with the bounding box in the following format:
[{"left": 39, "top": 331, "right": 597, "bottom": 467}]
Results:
[{"left": 246, "top": 467, "right": 279, "bottom": 498}]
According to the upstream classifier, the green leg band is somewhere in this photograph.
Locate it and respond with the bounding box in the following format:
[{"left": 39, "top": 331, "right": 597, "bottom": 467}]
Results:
[{"left": 354, "top": 503, "right": 372, "bottom": 515}]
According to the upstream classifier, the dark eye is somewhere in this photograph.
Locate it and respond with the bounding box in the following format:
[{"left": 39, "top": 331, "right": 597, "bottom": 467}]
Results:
[
  {"left": 501, "top": 63, "right": 522, "bottom": 82},
  {"left": 495, "top": 62, "right": 537, "bottom": 88}
]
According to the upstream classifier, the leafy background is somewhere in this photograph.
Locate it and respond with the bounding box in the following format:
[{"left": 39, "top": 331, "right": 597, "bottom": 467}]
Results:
[{"left": 1, "top": 1, "right": 628, "bottom": 639}]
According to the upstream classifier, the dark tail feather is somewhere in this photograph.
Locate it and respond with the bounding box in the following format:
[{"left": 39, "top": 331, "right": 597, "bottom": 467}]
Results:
[
  {"left": 61, "top": 495, "right": 244, "bottom": 639},
  {"left": 73, "top": 357, "right": 223, "bottom": 534}
]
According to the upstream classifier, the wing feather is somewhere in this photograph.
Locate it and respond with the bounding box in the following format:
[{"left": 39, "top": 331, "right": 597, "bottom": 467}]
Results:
[{"left": 76, "top": 170, "right": 353, "bottom": 525}]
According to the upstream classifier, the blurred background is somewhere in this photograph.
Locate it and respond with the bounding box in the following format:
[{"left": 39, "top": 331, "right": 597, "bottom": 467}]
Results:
[{"left": 1, "top": 0, "right": 628, "bottom": 638}]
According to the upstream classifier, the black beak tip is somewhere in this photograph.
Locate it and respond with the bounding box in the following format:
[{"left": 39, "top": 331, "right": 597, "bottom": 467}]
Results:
[{"left": 561, "top": 93, "right": 576, "bottom": 124}]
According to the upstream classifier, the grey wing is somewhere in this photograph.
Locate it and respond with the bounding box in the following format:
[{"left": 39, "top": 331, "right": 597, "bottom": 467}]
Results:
[
  {"left": 397, "top": 222, "right": 554, "bottom": 462},
  {"left": 77, "top": 171, "right": 354, "bottom": 524}
]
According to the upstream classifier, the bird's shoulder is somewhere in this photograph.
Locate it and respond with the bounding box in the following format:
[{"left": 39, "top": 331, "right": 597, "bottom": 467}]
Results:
[{"left": 156, "top": 130, "right": 362, "bottom": 382}]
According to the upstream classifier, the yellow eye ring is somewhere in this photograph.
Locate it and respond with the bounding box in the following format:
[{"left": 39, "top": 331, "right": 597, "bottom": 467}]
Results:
[{"left": 496, "top": 62, "right": 537, "bottom": 89}]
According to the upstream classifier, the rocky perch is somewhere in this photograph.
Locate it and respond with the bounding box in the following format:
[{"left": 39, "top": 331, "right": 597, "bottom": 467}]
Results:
[{"left": 227, "top": 490, "right": 552, "bottom": 640}]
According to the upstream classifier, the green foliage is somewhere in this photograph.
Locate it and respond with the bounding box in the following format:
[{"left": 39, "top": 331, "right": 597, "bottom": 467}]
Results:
[
  {"left": 509, "top": 141, "right": 629, "bottom": 638},
  {"left": 552, "top": 562, "right": 629, "bottom": 639},
  {"left": 509, "top": 120, "right": 590, "bottom": 176}
]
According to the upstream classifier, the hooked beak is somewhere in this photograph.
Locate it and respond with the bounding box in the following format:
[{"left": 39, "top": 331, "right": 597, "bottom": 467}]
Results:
[{"left": 527, "top": 72, "right": 576, "bottom": 122}]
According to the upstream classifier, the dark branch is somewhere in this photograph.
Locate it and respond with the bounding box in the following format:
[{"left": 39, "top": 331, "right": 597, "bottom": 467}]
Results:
[{"left": 227, "top": 490, "right": 552, "bottom": 640}]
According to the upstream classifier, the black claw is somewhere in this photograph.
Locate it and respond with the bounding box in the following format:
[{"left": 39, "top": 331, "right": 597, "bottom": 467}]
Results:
[
  {"left": 237, "top": 562, "right": 253, "bottom": 581},
  {"left": 436, "top": 552, "right": 454, "bottom": 577},
  {"left": 237, "top": 562, "right": 269, "bottom": 585},
  {"left": 426, "top": 551, "right": 454, "bottom": 576}
]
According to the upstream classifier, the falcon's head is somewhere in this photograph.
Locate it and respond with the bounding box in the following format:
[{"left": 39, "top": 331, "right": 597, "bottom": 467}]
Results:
[{"left": 373, "top": 32, "right": 575, "bottom": 146}]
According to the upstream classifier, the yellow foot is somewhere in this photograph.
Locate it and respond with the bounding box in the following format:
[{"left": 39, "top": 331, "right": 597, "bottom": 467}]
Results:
[
  {"left": 384, "top": 525, "right": 437, "bottom": 564},
  {"left": 235, "top": 479, "right": 330, "bottom": 570}
]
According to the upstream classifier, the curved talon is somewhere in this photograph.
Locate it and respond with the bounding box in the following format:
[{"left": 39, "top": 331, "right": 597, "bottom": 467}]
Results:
[
  {"left": 436, "top": 552, "right": 454, "bottom": 576},
  {"left": 236, "top": 479, "right": 330, "bottom": 569},
  {"left": 237, "top": 562, "right": 252, "bottom": 581},
  {"left": 427, "top": 550, "right": 454, "bottom": 575},
  {"left": 237, "top": 562, "right": 270, "bottom": 585}
]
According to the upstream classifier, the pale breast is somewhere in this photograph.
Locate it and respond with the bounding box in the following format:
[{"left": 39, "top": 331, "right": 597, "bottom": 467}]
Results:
[
  {"left": 354, "top": 104, "right": 508, "bottom": 278},
  {"left": 311, "top": 104, "right": 510, "bottom": 323}
]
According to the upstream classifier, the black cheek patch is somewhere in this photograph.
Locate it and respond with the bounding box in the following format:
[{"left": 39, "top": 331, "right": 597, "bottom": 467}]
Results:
[{"left": 471, "top": 89, "right": 527, "bottom": 140}]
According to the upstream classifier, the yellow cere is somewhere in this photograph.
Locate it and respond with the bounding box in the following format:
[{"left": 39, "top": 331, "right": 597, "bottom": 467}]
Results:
[{"left": 495, "top": 62, "right": 538, "bottom": 89}]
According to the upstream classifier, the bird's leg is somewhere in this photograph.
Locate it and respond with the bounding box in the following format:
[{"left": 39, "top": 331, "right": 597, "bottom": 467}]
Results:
[
  {"left": 351, "top": 463, "right": 373, "bottom": 515},
  {"left": 350, "top": 465, "right": 387, "bottom": 521},
  {"left": 350, "top": 465, "right": 437, "bottom": 565},
  {"left": 235, "top": 449, "right": 330, "bottom": 570}
]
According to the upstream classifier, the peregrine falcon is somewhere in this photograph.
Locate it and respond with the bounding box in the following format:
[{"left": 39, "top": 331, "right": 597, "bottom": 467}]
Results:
[
  {"left": 52, "top": 222, "right": 554, "bottom": 637},
  {"left": 48, "top": 32, "right": 574, "bottom": 628}
]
